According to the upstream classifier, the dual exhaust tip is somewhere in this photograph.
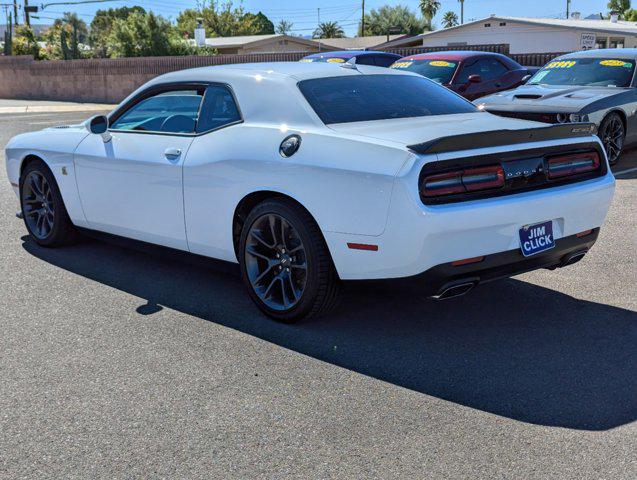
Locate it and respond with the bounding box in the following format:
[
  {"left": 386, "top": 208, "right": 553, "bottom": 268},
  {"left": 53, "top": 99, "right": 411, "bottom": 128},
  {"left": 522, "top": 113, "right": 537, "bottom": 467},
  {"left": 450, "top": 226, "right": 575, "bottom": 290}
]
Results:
[{"left": 433, "top": 249, "right": 588, "bottom": 301}]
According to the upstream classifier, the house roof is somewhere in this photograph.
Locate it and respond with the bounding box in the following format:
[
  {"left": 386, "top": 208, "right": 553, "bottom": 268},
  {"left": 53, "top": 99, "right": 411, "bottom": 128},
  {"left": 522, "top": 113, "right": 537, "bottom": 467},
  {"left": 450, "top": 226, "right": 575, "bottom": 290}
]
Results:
[
  {"left": 382, "top": 15, "right": 637, "bottom": 48},
  {"left": 204, "top": 34, "right": 334, "bottom": 51},
  {"left": 317, "top": 35, "right": 406, "bottom": 50}
]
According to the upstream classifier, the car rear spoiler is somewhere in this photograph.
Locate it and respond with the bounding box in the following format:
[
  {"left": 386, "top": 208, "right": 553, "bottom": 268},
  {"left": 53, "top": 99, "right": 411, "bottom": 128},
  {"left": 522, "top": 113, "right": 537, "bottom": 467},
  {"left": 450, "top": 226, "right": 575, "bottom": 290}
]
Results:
[{"left": 407, "top": 123, "right": 598, "bottom": 155}]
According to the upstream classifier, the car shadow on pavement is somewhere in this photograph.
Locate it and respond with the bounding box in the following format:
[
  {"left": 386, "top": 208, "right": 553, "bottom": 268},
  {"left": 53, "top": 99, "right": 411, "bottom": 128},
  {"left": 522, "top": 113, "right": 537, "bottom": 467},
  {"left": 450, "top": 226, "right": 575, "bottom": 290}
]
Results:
[{"left": 22, "top": 234, "right": 637, "bottom": 432}]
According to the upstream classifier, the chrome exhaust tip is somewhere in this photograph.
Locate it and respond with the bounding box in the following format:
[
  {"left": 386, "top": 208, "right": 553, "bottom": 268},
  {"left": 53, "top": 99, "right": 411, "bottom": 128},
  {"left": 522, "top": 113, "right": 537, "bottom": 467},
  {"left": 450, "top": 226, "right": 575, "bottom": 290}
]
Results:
[
  {"left": 560, "top": 250, "right": 587, "bottom": 267},
  {"left": 432, "top": 279, "right": 479, "bottom": 300}
]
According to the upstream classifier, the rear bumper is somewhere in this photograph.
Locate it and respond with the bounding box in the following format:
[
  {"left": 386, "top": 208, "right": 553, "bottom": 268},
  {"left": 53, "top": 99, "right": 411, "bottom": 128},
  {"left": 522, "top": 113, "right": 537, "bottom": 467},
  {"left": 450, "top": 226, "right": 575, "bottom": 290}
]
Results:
[{"left": 406, "top": 229, "right": 599, "bottom": 297}]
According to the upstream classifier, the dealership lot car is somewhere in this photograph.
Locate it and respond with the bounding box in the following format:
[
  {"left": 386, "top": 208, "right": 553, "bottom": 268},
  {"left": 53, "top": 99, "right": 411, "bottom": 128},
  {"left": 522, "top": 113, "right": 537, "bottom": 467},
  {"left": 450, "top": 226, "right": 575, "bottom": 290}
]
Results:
[
  {"left": 477, "top": 48, "right": 637, "bottom": 164},
  {"left": 5, "top": 62, "right": 615, "bottom": 321},
  {"left": 390, "top": 51, "right": 531, "bottom": 100},
  {"left": 300, "top": 50, "right": 401, "bottom": 67}
]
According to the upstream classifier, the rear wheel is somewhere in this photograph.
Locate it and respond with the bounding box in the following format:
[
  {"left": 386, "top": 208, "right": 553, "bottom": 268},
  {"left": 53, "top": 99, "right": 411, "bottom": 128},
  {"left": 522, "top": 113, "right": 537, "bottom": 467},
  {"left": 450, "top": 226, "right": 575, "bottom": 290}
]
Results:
[
  {"left": 20, "top": 160, "right": 76, "bottom": 247},
  {"left": 598, "top": 112, "right": 625, "bottom": 165},
  {"left": 239, "top": 198, "right": 340, "bottom": 322}
]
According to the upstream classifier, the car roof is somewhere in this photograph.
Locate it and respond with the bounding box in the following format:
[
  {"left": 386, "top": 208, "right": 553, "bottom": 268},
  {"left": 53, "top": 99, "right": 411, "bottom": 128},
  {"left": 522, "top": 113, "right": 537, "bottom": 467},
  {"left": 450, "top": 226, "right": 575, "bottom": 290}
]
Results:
[
  {"left": 303, "top": 50, "right": 401, "bottom": 59},
  {"left": 402, "top": 51, "right": 495, "bottom": 61},
  {"left": 149, "top": 61, "right": 412, "bottom": 85},
  {"left": 556, "top": 48, "right": 637, "bottom": 60}
]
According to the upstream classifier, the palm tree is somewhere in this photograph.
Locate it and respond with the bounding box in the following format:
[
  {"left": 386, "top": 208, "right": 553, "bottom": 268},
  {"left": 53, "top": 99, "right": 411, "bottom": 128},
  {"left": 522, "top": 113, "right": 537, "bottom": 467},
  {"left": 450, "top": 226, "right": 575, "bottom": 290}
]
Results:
[
  {"left": 419, "top": 0, "right": 441, "bottom": 30},
  {"left": 275, "top": 20, "right": 293, "bottom": 35},
  {"left": 313, "top": 21, "right": 345, "bottom": 39},
  {"left": 458, "top": 0, "right": 465, "bottom": 24},
  {"left": 442, "top": 11, "right": 459, "bottom": 28}
]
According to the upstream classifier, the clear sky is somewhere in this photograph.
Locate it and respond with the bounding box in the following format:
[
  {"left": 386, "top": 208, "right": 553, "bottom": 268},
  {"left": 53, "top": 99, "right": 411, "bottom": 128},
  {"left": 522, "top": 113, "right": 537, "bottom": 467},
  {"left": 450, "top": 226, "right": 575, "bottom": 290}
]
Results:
[{"left": 1, "top": 0, "right": 618, "bottom": 36}]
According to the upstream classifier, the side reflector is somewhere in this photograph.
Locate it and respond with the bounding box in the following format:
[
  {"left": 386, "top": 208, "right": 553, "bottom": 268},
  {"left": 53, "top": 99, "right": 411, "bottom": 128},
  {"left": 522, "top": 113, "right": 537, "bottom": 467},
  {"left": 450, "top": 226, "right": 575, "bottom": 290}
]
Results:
[
  {"left": 451, "top": 256, "right": 485, "bottom": 267},
  {"left": 576, "top": 229, "right": 593, "bottom": 238},
  {"left": 547, "top": 152, "right": 600, "bottom": 179},
  {"left": 347, "top": 243, "right": 379, "bottom": 251}
]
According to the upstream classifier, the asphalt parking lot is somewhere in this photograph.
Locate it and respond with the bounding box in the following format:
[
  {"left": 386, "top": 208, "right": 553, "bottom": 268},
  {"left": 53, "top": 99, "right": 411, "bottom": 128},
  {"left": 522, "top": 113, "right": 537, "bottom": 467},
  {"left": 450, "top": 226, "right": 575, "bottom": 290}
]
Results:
[{"left": 0, "top": 110, "right": 635, "bottom": 479}]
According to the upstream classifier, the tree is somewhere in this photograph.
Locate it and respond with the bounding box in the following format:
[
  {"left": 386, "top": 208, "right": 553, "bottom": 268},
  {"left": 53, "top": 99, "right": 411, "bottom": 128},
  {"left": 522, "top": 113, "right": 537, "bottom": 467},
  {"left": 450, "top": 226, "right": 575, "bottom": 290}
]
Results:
[
  {"left": 241, "top": 11, "right": 274, "bottom": 34},
  {"left": 276, "top": 19, "right": 294, "bottom": 35},
  {"left": 39, "top": 12, "right": 88, "bottom": 60},
  {"left": 12, "top": 25, "right": 40, "bottom": 58},
  {"left": 420, "top": 0, "right": 441, "bottom": 29},
  {"left": 625, "top": 8, "right": 637, "bottom": 20},
  {"left": 108, "top": 11, "right": 216, "bottom": 58},
  {"left": 89, "top": 6, "right": 146, "bottom": 58},
  {"left": 176, "top": 1, "right": 276, "bottom": 38},
  {"left": 608, "top": 0, "right": 631, "bottom": 16},
  {"left": 442, "top": 11, "right": 459, "bottom": 28},
  {"left": 313, "top": 21, "right": 344, "bottom": 39},
  {"left": 360, "top": 4, "right": 426, "bottom": 36}
]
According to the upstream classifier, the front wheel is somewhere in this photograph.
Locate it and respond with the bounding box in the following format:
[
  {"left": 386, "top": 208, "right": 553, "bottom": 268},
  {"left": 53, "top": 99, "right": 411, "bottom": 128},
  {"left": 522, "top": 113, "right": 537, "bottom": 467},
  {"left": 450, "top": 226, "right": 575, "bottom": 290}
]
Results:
[
  {"left": 20, "top": 160, "right": 76, "bottom": 247},
  {"left": 598, "top": 112, "right": 625, "bottom": 165},
  {"left": 239, "top": 198, "right": 340, "bottom": 322}
]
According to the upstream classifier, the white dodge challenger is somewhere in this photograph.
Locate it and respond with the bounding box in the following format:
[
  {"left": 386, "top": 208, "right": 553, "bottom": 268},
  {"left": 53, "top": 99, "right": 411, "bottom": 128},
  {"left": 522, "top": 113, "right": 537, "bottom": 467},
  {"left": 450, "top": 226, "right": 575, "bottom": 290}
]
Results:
[{"left": 5, "top": 62, "right": 615, "bottom": 321}]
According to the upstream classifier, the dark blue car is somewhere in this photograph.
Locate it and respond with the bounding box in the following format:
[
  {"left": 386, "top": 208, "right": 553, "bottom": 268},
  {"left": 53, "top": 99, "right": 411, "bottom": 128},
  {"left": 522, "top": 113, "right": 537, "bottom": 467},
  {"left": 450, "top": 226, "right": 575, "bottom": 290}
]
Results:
[{"left": 300, "top": 50, "right": 402, "bottom": 68}]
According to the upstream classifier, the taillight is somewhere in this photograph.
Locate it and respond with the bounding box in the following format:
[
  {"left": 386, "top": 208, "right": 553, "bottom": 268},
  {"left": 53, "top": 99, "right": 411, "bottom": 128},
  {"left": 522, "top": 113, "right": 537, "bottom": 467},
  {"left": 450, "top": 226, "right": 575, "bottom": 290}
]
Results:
[
  {"left": 547, "top": 152, "right": 600, "bottom": 179},
  {"left": 422, "top": 165, "right": 504, "bottom": 198}
]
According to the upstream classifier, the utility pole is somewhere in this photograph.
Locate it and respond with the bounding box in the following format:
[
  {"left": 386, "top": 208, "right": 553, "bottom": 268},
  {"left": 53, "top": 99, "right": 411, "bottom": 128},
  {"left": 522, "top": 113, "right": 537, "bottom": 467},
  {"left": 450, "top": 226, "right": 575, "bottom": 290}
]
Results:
[
  {"left": 361, "top": 0, "right": 365, "bottom": 37},
  {"left": 13, "top": 0, "right": 18, "bottom": 25},
  {"left": 317, "top": 7, "right": 321, "bottom": 51},
  {"left": 566, "top": 0, "right": 571, "bottom": 19},
  {"left": 24, "top": 0, "right": 30, "bottom": 26},
  {"left": 459, "top": 0, "right": 464, "bottom": 24}
]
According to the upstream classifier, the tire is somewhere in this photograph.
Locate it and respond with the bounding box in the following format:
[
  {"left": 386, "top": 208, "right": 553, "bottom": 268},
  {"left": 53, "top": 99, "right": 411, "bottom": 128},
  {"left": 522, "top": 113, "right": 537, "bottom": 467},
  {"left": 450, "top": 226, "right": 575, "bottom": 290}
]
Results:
[
  {"left": 19, "top": 159, "right": 76, "bottom": 247},
  {"left": 598, "top": 112, "right": 625, "bottom": 166},
  {"left": 238, "top": 198, "right": 340, "bottom": 322}
]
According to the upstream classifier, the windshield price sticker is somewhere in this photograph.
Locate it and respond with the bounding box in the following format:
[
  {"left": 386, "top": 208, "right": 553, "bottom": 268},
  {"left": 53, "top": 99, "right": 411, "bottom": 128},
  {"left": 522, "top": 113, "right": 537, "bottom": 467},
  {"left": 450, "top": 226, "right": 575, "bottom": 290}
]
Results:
[
  {"left": 326, "top": 58, "right": 346, "bottom": 63},
  {"left": 391, "top": 61, "right": 413, "bottom": 68},
  {"left": 546, "top": 60, "right": 577, "bottom": 69},
  {"left": 599, "top": 59, "right": 632, "bottom": 68},
  {"left": 429, "top": 60, "right": 456, "bottom": 68}
]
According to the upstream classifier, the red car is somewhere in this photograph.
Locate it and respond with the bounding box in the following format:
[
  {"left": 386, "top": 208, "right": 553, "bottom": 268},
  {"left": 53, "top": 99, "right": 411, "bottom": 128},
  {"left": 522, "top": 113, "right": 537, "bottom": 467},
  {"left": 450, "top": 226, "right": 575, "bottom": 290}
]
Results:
[{"left": 390, "top": 51, "right": 532, "bottom": 100}]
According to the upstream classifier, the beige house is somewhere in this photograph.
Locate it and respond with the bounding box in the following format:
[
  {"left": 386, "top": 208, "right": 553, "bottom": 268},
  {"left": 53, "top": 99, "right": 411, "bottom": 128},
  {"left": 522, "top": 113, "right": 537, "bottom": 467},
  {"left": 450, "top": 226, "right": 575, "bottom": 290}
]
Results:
[
  {"left": 381, "top": 15, "right": 637, "bottom": 54},
  {"left": 203, "top": 34, "right": 336, "bottom": 54}
]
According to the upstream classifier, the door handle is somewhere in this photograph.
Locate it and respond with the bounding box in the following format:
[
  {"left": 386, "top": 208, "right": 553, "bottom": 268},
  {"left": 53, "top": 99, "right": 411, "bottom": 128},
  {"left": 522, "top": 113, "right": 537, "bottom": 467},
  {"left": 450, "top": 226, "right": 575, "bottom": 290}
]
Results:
[{"left": 164, "top": 147, "right": 182, "bottom": 159}]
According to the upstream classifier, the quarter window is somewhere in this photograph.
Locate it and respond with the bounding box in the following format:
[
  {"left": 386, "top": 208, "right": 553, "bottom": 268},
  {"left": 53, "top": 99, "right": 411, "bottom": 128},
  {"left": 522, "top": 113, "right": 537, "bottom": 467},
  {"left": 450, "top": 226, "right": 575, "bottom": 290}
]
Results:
[
  {"left": 111, "top": 89, "right": 204, "bottom": 134},
  {"left": 196, "top": 84, "right": 242, "bottom": 133}
]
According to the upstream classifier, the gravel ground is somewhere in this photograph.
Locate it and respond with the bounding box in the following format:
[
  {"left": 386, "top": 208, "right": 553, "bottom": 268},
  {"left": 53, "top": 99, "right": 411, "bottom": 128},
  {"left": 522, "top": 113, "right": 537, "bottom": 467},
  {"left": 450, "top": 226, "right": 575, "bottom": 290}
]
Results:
[{"left": 0, "top": 110, "right": 635, "bottom": 479}]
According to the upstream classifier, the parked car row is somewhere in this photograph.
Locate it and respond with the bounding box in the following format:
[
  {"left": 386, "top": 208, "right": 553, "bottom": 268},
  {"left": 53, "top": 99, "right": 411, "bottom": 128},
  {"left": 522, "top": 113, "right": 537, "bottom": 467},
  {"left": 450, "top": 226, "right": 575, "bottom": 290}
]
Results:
[{"left": 301, "top": 48, "right": 637, "bottom": 164}]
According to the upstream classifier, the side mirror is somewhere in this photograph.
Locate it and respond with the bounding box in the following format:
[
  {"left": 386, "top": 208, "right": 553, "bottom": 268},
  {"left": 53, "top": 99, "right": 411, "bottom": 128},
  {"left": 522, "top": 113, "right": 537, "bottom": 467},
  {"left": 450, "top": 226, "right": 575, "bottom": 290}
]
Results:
[
  {"left": 521, "top": 74, "right": 532, "bottom": 84},
  {"left": 87, "top": 115, "right": 111, "bottom": 143},
  {"left": 468, "top": 74, "right": 482, "bottom": 84}
]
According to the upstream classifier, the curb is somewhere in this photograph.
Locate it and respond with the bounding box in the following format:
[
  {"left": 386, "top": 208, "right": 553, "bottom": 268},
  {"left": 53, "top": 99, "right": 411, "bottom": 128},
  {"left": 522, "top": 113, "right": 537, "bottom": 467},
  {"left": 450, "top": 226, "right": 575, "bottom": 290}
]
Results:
[{"left": 0, "top": 104, "right": 116, "bottom": 114}]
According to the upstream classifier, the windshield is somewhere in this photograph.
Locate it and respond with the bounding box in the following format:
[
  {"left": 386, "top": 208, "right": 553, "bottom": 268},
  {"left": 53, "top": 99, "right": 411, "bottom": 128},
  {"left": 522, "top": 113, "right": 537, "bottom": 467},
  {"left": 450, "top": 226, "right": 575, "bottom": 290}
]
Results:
[
  {"left": 529, "top": 58, "right": 636, "bottom": 87},
  {"left": 389, "top": 59, "right": 458, "bottom": 84},
  {"left": 298, "top": 74, "right": 476, "bottom": 124}
]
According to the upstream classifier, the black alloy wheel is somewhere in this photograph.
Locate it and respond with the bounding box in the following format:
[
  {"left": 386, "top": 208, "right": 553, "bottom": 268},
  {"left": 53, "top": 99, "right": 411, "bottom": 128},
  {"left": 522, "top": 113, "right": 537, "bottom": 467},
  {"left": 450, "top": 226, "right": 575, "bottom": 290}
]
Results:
[
  {"left": 20, "top": 160, "right": 76, "bottom": 247},
  {"left": 239, "top": 198, "right": 340, "bottom": 322},
  {"left": 598, "top": 113, "right": 625, "bottom": 165}
]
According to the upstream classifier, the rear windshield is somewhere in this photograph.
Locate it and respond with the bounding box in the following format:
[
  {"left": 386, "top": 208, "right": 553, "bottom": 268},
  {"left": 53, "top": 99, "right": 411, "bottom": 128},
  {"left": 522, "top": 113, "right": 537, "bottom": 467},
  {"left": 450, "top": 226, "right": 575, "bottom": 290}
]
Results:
[
  {"left": 390, "top": 59, "right": 458, "bottom": 84},
  {"left": 298, "top": 74, "right": 476, "bottom": 124},
  {"left": 529, "top": 58, "right": 636, "bottom": 87}
]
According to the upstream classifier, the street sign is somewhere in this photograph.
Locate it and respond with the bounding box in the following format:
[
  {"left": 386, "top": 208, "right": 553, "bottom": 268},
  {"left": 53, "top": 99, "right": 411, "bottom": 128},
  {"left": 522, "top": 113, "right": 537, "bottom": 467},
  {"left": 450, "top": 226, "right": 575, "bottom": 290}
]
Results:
[{"left": 580, "top": 33, "right": 596, "bottom": 50}]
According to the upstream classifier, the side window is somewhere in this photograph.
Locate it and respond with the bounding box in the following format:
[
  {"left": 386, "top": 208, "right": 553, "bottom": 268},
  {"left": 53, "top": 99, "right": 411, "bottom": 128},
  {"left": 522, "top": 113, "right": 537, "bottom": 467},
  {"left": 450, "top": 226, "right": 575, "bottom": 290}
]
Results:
[
  {"left": 355, "top": 55, "right": 376, "bottom": 66},
  {"left": 196, "top": 84, "right": 241, "bottom": 133},
  {"left": 375, "top": 55, "right": 400, "bottom": 68},
  {"left": 111, "top": 89, "right": 204, "bottom": 134},
  {"left": 456, "top": 59, "right": 509, "bottom": 83}
]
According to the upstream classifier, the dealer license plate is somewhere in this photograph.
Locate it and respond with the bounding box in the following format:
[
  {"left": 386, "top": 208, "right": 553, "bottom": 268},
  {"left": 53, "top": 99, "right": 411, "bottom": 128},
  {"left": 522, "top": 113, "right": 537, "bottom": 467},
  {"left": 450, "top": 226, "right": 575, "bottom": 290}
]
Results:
[{"left": 519, "top": 220, "right": 555, "bottom": 257}]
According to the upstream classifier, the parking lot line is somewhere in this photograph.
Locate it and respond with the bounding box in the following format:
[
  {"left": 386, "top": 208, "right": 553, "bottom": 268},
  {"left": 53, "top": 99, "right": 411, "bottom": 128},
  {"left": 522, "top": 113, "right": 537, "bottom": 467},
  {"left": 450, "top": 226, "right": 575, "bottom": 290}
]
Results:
[{"left": 614, "top": 166, "right": 637, "bottom": 177}]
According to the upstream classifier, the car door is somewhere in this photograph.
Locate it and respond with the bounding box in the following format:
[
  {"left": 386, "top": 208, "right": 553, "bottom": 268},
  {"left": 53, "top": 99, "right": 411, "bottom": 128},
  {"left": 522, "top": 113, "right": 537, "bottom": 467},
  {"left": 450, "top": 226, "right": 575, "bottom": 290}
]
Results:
[{"left": 74, "top": 84, "right": 206, "bottom": 250}]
